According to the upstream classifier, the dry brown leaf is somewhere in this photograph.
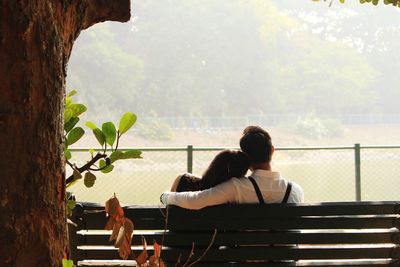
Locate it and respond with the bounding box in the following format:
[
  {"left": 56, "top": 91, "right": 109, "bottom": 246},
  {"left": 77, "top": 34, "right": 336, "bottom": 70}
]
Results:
[
  {"left": 105, "top": 196, "right": 120, "bottom": 216},
  {"left": 104, "top": 216, "right": 116, "bottom": 230},
  {"left": 114, "top": 223, "right": 124, "bottom": 247},
  {"left": 135, "top": 249, "right": 148, "bottom": 266},
  {"left": 117, "top": 219, "right": 134, "bottom": 259},
  {"left": 149, "top": 255, "right": 166, "bottom": 267},
  {"left": 124, "top": 218, "right": 134, "bottom": 234},
  {"left": 135, "top": 236, "right": 148, "bottom": 266},
  {"left": 110, "top": 221, "right": 122, "bottom": 243},
  {"left": 153, "top": 241, "right": 161, "bottom": 258},
  {"left": 119, "top": 237, "right": 131, "bottom": 260},
  {"left": 104, "top": 195, "right": 135, "bottom": 260}
]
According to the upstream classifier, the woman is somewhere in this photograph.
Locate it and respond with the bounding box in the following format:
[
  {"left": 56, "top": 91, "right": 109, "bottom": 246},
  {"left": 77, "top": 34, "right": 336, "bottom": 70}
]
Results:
[{"left": 170, "top": 149, "right": 251, "bottom": 192}]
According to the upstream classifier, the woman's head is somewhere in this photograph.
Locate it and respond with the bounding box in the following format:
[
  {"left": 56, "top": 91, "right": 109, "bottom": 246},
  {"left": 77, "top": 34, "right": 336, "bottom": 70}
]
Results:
[{"left": 201, "top": 149, "right": 251, "bottom": 189}]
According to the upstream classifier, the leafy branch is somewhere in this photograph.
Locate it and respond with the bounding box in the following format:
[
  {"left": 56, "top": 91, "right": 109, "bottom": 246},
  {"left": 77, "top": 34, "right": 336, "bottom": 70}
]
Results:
[
  {"left": 64, "top": 90, "right": 142, "bottom": 215},
  {"left": 312, "top": 0, "right": 400, "bottom": 7}
]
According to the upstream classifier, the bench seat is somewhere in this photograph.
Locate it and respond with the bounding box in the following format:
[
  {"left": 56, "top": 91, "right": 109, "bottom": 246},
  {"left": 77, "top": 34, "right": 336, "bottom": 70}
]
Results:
[{"left": 68, "top": 201, "right": 400, "bottom": 266}]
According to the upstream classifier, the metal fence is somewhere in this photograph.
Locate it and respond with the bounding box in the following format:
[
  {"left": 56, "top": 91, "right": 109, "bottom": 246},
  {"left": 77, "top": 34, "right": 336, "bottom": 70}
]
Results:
[{"left": 68, "top": 144, "right": 400, "bottom": 205}]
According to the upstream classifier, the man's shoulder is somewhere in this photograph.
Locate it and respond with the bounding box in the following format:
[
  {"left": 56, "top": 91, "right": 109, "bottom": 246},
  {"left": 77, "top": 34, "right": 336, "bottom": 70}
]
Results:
[
  {"left": 287, "top": 180, "right": 304, "bottom": 203},
  {"left": 290, "top": 180, "right": 303, "bottom": 191}
]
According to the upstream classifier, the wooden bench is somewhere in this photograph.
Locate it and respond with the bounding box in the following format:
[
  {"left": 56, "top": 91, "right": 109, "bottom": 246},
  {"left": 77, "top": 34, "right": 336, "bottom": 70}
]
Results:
[{"left": 68, "top": 201, "right": 400, "bottom": 266}]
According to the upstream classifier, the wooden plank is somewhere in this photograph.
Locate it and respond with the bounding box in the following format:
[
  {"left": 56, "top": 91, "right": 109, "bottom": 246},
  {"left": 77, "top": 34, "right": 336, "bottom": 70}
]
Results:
[
  {"left": 167, "top": 216, "right": 399, "bottom": 231},
  {"left": 82, "top": 210, "right": 166, "bottom": 230},
  {"left": 77, "top": 259, "right": 398, "bottom": 267},
  {"left": 166, "top": 202, "right": 400, "bottom": 217},
  {"left": 78, "top": 246, "right": 400, "bottom": 261},
  {"left": 80, "top": 212, "right": 398, "bottom": 231},
  {"left": 78, "top": 201, "right": 400, "bottom": 217},
  {"left": 75, "top": 230, "right": 400, "bottom": 246},
  {"left": 75, "top": 202, "right": 400, "bottom": 230}
]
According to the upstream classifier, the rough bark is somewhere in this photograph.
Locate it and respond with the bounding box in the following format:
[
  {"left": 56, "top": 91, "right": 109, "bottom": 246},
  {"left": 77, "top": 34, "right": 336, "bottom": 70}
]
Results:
[{"left": 0, "top": 1, "right": 130, "bottom": 266}]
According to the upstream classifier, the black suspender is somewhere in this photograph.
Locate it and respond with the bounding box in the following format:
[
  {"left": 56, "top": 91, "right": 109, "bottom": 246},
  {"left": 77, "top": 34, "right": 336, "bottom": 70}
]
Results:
[
  {"left": 282, "top": 182, "right": 292, "bottom": 204},
  {"left": 248, "top": 176, "right": 292, "bottom": 204},
  {"left": 248, "top": 176, "right": 265, "bottom": 204}
]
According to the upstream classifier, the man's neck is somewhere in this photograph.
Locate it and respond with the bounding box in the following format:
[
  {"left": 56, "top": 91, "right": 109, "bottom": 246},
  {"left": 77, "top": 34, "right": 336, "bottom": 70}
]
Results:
[{"left": 251, "top": 162, "right": 271, "bottom": 171}]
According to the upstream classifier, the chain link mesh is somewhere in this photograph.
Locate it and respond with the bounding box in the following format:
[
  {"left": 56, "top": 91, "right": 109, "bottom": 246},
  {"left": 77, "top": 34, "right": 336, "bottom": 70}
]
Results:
[
  {"left": 67, "top": 147, "right": 399, "bottom": 204},
  {"left": 67, "top": 150, "right": 187, "bottom": 205},
  {"left": 360, "top": 148, "right": 400, "bottom": 201}
]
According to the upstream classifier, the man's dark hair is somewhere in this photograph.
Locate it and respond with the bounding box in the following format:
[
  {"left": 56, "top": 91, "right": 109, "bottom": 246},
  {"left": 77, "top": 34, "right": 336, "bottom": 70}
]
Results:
[{"left": 239, "top": 126, "right": 273, "bottom": 164}]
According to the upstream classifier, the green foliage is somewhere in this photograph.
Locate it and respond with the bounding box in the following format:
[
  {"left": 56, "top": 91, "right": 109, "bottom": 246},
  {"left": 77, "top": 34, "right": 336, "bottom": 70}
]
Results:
[
  {"left": 64, "top": 90, "right": 141, "bottom": 189},
  {"left": 84, "top": 172, "right": 96, "bottom": 188},
  {"left": 85, "top": 121, "right": 97, "bottom": 130},
  {"left": 67, "top": 127, "right": 84, "bottom": 145},
  {"left": 92, "top": 128, "right": 106, "bottom": 146},
  {"left": 119, "top": 112, "right": 137, "bottom": 135},
  {"left": 66, "top": 191, "right": 76, "bottom": 217},
  {"left": 313, "top": 0, "right": 400, "bottom": 6},
  {"left": 138, "top": 112, "right": 173, "bottom": 141},
  {"left": 102, "top": 122, "right": 117, "bottom": 147},
  {"left": 120, "top": 149, "right": 142, "bottom": 159},
  {"left": 64, "top": 117, "right": 79, "bottom": 133},
  {"left": 66, "top": 1, "right": 394, "bottom": 119},
  {"left": 110, "top": 150, "right": 124, "bottom": 163},
  {"left": 62, "top": 259, "right": 74, "bottom": 267},
  {"left": 99, "top": 159, "right": 114, "bottom": 173},
  {"left": 295, "top": 112, "right": 343, "bottom": 139}
]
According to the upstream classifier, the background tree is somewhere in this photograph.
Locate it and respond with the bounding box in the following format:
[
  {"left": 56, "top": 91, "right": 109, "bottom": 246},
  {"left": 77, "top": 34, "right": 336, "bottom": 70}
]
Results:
[
  {"left": 0, "top": 1, "right": 130, "bottom": 266},
  {"left": 68, "top": 0, "right": 397, "bottom": 124}
]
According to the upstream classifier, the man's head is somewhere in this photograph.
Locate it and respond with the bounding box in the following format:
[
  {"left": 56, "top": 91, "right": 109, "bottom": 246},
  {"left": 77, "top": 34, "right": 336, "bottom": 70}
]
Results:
[{"left": 239, "top": 126, "right": 273, "bottom": 165}]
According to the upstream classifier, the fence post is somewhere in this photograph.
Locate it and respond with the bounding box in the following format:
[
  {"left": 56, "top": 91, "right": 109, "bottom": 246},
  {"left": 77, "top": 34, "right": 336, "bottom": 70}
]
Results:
[
  {"left": 187, "top": 145, "right": 193, "bottom": 173},
  {"left": 354, "top": 143, "right": 361, "bottom": 201}
]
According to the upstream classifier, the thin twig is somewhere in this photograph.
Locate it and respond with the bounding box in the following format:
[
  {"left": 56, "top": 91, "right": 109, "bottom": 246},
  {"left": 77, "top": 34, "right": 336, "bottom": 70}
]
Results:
[
  {"left": 115, "top": 131, "right": 121, "bottom": 151},
  {"left": 186, "top": 229, "right": 217, "bottom": 267},
  {"left": 66, "top": 158, "right": 74, "bottom": 169},
  {"left": 174, "top": 254, "right": 182, "bottom": 267},
  {"left": 161, "top": 206, "right": 169, "bottom": 251},
  {"left": 182, "top": 243, "right": 195, "bottom": 267}
]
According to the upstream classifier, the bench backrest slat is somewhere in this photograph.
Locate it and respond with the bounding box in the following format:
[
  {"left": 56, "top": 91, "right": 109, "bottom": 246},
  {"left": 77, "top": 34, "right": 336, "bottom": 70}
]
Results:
[{"left": 77, "top": 230, "right": 400, "bottom": 246}]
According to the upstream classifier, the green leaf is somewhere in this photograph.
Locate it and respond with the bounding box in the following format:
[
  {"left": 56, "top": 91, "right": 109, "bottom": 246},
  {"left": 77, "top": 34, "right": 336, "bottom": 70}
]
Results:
[
  {"left": 120, "top": 149, "right": 142, "bottom": 159},
  {"left": 64, "top": 117, "right": 80, "bottom": 133},
  {"left": 69, "top": 104, "right": 87, "bottom": 118},
  {"left": 73, "top": 169, "right": 82, "bottom": 180},
  {"left": 66, "top": 199, "right": 76, "bottom": 217},
  {"left": 64, "top": 148, "right": 72, "bottom": 160},
  {"left": 67, "top": 127, "right": 85, "bottom": 146},
  {"left": 93, "top": 128, "right": 106, "bottom": 146},
  {"left": 99, "top": 159, "right": 114, "bottom": 173},
  {"left": 64, "top": 109, "right": 73, "bottom": 125},
  {"left": 118, "top": 112, "right": 137, "bottom": 135},
  {"left": 66, "top": 179, "right": 79, "bottom": 189},
  {"left": 86, "top": 121, "right": 97, "bottom": 130},
  {"left": 67, "top": 90, "right": 77, "bottom": 98},
  {"left": 102, "top": 122, "right": 117, "bottom": 146},
  {"left": 110, "top": 150, "right": 124, "bottom": 163},
  {"left": 89, "top": 148, "right": 94, "bottom": 157},
  {"left": 339, "top": 0, "right": 345, "bottom": 3},
  {"left": 62, "top": 259, "right": 74, "bottom": 267},
  {"left": 65, "top": 97, "right": 72, "bottom": 108},
  {"left": 84, "top": 172, "right": 96, "bottom": 188}
]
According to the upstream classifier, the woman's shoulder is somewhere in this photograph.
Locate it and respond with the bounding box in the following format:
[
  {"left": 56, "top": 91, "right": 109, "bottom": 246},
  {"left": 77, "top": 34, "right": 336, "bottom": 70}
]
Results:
[{"left": 176, "top": 173, "right": 203, "bottom": 192}]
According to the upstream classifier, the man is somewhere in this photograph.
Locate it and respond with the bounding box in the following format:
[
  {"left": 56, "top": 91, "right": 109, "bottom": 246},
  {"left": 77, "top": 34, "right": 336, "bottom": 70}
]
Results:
[{"left": 160, "top": 126, "right": 304, "bottom": 209}]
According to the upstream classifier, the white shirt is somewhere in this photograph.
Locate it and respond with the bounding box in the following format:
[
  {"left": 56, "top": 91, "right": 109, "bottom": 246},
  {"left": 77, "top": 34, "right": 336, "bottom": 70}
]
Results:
[{"left": 161, "top": 169, "right": 304, "bottom": 210}]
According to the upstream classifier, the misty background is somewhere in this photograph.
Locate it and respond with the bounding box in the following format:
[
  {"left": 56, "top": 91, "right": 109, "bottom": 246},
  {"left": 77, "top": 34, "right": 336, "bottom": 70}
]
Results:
[{"left": 66, "top": 0, "right": 400, "bottom": 147}]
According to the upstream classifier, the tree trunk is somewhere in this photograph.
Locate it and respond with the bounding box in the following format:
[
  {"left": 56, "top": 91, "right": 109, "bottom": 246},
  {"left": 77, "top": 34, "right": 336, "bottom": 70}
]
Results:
[{"left": 0, "top": 1, "right": 130, "bottom": 266}]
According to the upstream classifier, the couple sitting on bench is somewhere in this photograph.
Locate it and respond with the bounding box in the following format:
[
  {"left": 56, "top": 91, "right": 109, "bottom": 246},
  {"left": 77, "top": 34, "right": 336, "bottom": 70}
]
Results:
[{"left": 160, "top": 125, "right": 304, "bottom": 209}]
